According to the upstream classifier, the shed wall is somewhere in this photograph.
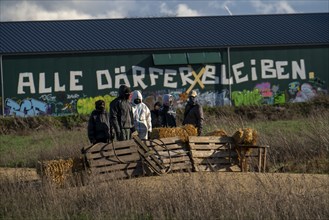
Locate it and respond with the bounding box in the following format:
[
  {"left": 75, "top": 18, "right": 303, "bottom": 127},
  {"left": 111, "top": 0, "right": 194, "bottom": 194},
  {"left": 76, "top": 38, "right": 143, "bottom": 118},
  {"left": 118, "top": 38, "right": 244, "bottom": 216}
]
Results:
[{"left": 1, "top": 46, "right": 328, "bottom": 116}]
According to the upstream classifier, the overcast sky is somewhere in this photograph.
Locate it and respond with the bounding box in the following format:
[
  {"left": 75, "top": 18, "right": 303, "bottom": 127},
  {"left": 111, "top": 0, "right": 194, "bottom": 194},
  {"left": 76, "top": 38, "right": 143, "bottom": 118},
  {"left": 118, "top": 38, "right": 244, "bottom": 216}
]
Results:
[{"left": 0, "top": 0, "right": 328, "bottom": 22}]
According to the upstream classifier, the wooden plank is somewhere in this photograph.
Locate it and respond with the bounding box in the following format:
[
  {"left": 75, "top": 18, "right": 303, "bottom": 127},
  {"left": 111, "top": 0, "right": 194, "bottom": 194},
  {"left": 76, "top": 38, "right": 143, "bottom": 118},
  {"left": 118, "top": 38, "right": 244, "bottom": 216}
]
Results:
[
  {"left": 154, "top": 149, "right": 187, "bottom": 157},
  {"left": 189, "top": 143, "right": 231, "bottom": 150},
  {"left": 190, "top": 150, "right": 236, "bottom": 158},
  {"left": 195, "top": 164, "right": 231, "bottom": 172},
  {"left": 193, "top": 157, "right": 232, "bottom": 164},
  {"left": 86, "top": 148, "right": 140, "bottom": 160},
  {"left": 162, "top": 156, "right": 191, "bottom": 164},
  {"left": 189, "top": 136, "right": 235, "bottom": 144},
  {"left": 88, "top": 153, "right": 140, "bottom": 167},
  {"left": 136, "top": 147, "right": 163, "bottom": 174},
  {"left": 147, "top": 137, "right": 182, "bottom": 145},
  {"left": 84, "top": 140, "right": 137, "bottom": 153},
  {"left": 90, "top": 167, "right": 145, "bottom": 181},
  {"left": 90, "top": 162, "right": 141, "bottom": 173},
  {"left": 145, "top": 139, "right": 186, "bottom": 151},
  {"left": 169, "top": 162, "right": 193, "bottom": 171},
  {"left": 134, "top": 136, "right": 166, "bottom": 172}
]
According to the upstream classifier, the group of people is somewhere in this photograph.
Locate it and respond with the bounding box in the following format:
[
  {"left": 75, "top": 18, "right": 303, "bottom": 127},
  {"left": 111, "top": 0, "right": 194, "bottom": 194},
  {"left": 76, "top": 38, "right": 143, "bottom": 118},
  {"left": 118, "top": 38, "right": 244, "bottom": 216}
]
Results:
[{"left": 87, "top": 85, "right": 204, "bottom": 144}]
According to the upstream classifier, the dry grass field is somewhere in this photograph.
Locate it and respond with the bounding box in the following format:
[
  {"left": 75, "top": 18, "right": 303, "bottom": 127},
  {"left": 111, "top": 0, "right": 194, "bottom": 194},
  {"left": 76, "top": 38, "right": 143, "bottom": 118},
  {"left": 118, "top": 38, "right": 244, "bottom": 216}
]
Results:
[{"left": 1, "top": 168, "right": 328, "bottom": 220}]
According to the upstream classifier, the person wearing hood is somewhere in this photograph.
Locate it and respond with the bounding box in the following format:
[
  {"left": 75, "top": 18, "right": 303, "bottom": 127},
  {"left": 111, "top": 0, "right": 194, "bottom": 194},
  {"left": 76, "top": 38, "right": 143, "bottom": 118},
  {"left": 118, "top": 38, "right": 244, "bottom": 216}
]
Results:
[
  {"left": 182, "top": 90, "right": 204, "bottom": 136},
  {"left": 109, "top": 85, "right": 134, "bottom": 141},
  {"left": 151, "top": 101, "right": 162, "bottom": 128},
  {"left": 87, "top": 100, "right": 111, "bottom": 144},
  {"left": 131, "top": 90, "right": 152, "bottom": 140},
  {"left": 159, "top": 94, "right": 177, "bottom": 127}
]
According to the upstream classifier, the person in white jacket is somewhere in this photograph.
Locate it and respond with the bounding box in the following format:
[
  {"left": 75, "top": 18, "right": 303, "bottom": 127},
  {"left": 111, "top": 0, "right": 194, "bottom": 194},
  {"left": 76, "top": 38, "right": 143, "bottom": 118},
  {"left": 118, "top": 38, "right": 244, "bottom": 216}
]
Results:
[{"left": 131, "top": 90, "right": 152, "bottom": 140}]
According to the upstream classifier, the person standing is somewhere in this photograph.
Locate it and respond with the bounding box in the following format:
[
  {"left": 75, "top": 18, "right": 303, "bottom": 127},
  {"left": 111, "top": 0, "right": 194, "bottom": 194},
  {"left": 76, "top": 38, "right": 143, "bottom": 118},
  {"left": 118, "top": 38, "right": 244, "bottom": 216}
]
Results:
[
  {"left": 160, "top": 94, "right": 176, "bottom": 127},
  {"left": 131, "top": 90, "right": 152, "bottom": 140},
  {"left": 109, "top": 85, "right": 134, "bottom": 141},
  {"left": 87, "top": 100, "right": 110, "bottom": 144},
  {"left": 151, "top": 101, "right": 162, "bottom": 128},
  {"left": 182, "top": 90, "right": 204, "bottom": 136}
]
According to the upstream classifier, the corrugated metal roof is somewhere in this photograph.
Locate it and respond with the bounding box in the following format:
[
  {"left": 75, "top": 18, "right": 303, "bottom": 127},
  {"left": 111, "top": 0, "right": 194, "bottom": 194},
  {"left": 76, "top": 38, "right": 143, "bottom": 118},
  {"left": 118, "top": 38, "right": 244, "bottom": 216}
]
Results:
[{"left": 0, "top": 13, "right": 328, "bottom": 55}]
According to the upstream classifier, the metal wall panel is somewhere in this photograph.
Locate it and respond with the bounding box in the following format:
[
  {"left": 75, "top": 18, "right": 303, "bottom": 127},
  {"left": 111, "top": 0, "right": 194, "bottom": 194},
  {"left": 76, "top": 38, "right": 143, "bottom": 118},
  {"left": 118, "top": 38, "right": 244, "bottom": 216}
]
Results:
[{"left": 1, "top": 46, "right": 328, "bottom": 116}]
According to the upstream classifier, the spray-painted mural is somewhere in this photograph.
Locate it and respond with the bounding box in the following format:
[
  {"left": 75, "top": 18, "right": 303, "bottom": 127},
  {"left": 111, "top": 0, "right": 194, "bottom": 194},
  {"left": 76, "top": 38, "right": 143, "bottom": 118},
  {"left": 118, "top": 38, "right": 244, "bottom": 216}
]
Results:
[{"left": 1, "top": 47, "right": 328, "bottom": 116}]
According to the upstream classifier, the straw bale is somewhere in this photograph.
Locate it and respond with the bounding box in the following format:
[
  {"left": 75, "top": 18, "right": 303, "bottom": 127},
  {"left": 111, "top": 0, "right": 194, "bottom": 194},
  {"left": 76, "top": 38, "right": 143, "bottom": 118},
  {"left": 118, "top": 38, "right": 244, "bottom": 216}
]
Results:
[
  {"left": 232, "top": 128, "right": 257, "bottom": 145},
  {"left": 232, "top": 128, "right": 258, "bottom": 170},
  {"left": 149, "top": 124, "right": 197, "bottom": 142},
  {"left": 205, "top": 129, "right": 228, "bottom": 137},
  {"left": 38, "top": 158, "right": 75, "bottom": 187}
]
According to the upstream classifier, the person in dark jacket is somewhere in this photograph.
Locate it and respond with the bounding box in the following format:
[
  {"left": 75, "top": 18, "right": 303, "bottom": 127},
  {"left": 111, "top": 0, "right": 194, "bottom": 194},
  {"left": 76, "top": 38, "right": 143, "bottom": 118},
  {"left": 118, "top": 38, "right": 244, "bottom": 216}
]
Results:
[
  {"left": 182, "top": 90, "right": 204, "bottom": 136},
  {"left": 87, "top": 100, "right": 110, "bottom": 144},
  {"left": 109, "top": 85, "right": 134, "bottom": 141},
  {"left": 151, "top": 101, "right": 162, "bottom": 128},
  {"left": 159, "top": 94, "right": 176, "bottom": 127}
]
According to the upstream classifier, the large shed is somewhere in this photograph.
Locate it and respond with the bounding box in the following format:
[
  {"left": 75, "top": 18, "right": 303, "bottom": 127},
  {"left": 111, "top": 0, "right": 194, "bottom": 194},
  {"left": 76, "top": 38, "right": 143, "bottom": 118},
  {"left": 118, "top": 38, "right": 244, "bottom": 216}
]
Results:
[{"left": 0, "top": 13, "right": 328, "bottom": 116}]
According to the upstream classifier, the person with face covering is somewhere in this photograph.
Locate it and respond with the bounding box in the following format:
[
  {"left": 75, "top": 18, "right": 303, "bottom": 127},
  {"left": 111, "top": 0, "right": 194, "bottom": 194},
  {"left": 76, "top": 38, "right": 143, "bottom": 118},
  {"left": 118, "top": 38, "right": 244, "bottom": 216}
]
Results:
[
  {"left": 159, "top": 94, "right": 177, "bottom": 127},
  {"left": 151, "top": 101, "right": 162, "bottom": 128},
  {"left": 131, "top": 90, "right": 152, "bottom": 140},
  {"left": 109, "top": 85, "right": 134, "bottom": 141},
  {"left": 87, "top": 100, "right": 110, "bottom": 144},
  {"left": 182, "top": 90, "right": 204, "bottom": 136}
]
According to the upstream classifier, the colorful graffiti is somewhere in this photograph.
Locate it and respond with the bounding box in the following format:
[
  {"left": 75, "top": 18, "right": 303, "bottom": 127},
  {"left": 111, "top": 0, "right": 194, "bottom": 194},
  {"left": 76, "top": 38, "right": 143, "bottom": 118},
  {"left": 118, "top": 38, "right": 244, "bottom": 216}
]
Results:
[
  {"left": 5, "top": 98, "right": 49, "bottom": 116},
  {"left": 3, "top": 73, "right": 328, "bottom": 116}
]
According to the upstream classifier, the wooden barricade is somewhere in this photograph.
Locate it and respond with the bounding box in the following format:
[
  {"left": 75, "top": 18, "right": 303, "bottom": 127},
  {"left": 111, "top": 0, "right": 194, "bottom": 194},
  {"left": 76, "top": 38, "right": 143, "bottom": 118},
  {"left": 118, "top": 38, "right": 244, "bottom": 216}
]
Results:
[
  {"left": 82, "top": 140, "right": 144, "bottom": 181},
  {"left": 142, "top": 137, "right": 193, "bottom": 173},
  {"left": 235, "top": 144, "right": 269, "bottom": 172},
  {"left": 189, "top": 136, "right": 239, "bottom": 172}
]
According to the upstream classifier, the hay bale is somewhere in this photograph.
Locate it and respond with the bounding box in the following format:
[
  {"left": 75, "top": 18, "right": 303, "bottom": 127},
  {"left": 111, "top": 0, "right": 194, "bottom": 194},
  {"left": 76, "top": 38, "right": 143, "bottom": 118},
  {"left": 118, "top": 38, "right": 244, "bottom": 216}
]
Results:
[
  {"left": 232, "top": 128, "right": 257, "bottom": 145},
  {"left": 150, "top": 124, "right": 197, "bottom": 142},
  {"left": 205, "top": 129, "right": 228, "bottom": 137},
  {"left": 37, "top": 158, "right": 75, "bottom": 187},
  {"left": 232, "top": 128, "right": 258, "bottom": 171}
]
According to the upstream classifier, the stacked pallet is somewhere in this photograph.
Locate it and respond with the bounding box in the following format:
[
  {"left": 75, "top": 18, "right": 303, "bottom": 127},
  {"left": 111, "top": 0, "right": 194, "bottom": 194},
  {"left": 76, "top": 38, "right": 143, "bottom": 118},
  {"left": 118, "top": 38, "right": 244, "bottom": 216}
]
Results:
[
  {"left": 188, "top": 136, "right": 238, "bottom": 172},
  {"left": 142, "top": 137, "right": 193, "bottom": 173},
  {"left": 82, "top": 140, "right": 143, "bottom": 181}
]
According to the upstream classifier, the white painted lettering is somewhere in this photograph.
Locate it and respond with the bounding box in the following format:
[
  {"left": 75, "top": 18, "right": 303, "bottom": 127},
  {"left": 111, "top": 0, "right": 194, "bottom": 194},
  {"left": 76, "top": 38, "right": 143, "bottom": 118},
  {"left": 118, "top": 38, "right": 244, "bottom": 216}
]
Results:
[
  {"left": 54, "top": 72, "right": 65, "bottom": 92},
  {"left": 96, "top": 70, "right": 112, "bottom": 90},
  {"left": 164, "top": 69, "right": 177, "bottom": 88},
  {"left": 132, "top": 66, "right": 147, "bottom": 89},
  {"left": 70, "top": 71, "right": 83, "bottom": 91},
  {"left": 179, "top": 66, "right": 193, "bottom": 86},
  {"left": 115, "top": 73, "right": 130, "bottom": 88},
  {"left": 39, "top": 72, "right": 52, "bottom": 94},
  {"left": 276, "top": 61, "right": 289, "bottom": 79},
  {"left": 149, "top": 67, "right": 163, "bottom": 86},
  {"left": 232, "top": 62, "right": 248, "bottom": 84},
  {"left": 220, "top": 64, "right": 233, "bottom": 85},
  {"left": 17, "top": 72, "right": 36, "bottom": 94},
  {"left": 251, "top": 59, "right": 258, "bottom": 81},
  {"left": 261, "top": 59, "right": 276, "bottom": 79},
  {"left": 292, "top": 59, "right": 306, "bottom": 79},
  {"left": 202, "top": 65, "right": 218, "bottom": 84}
]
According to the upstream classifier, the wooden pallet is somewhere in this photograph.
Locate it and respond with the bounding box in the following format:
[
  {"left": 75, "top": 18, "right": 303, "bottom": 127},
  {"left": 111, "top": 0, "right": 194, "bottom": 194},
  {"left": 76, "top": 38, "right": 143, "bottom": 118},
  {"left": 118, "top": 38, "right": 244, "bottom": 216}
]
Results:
[
  {"left": 142, "top": 137, "right": 193, "bottom": 173},
  {"left": 82, "top": 140, "right": 144, "bottom": 181},
  {"left": 235, "top": 144, "right": 269, "bottom": 172},
  {"left": 189, "top": 136, "right": 239, "bottom": 172}
]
